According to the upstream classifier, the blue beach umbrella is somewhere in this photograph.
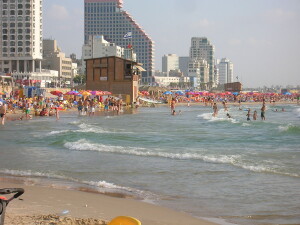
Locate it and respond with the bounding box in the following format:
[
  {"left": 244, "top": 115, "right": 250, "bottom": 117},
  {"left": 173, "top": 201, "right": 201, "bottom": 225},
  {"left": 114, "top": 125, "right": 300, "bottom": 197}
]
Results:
[
  {"left": 163, "top": 91, "right": 173, "bottom": 95},
  {"left": 175, "top": 91, "right": 184, "bottom": 95},
  {"left": 283, "top": 92, "right": 292, "bottom": 96},
  {"left": 232, "top": 92, "right": 239, "bottom": 96}
]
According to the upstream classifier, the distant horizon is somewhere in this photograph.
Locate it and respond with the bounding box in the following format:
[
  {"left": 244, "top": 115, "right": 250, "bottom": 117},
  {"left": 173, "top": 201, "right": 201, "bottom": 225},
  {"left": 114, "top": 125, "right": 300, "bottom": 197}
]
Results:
[{"left": 43, "top": 0, "right": 300, "bottom": 88}]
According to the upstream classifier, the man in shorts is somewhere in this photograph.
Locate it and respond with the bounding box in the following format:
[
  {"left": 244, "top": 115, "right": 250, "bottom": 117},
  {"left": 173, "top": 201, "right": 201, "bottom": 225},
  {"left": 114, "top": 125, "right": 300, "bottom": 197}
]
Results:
[{"left": 0, "top": 101, "right": 7, "bottom": 125}]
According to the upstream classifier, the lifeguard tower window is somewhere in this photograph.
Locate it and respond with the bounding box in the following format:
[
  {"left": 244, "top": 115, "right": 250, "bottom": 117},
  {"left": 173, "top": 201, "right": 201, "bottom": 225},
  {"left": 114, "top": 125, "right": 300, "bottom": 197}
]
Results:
[{"left": 125, "top": 63, "right": 132, "bottom": 79}]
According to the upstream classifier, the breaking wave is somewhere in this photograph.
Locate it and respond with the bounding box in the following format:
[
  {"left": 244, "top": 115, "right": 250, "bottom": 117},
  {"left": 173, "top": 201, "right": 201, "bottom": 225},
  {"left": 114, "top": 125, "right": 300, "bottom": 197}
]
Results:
[{"left": 63, "top": 140, "right": 299, "bottom": 178}]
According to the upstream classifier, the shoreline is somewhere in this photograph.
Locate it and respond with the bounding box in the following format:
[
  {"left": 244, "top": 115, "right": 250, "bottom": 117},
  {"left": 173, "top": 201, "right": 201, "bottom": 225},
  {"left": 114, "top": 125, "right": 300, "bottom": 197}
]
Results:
[{"left": 0, "top": 178, "right": 218, "bottom": 225}]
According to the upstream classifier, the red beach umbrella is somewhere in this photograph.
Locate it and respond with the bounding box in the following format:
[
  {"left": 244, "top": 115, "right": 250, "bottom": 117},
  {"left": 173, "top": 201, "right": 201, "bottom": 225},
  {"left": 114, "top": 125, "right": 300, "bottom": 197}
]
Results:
[{"left": 50, "top": 90, "right": 63, "bottom": 96}]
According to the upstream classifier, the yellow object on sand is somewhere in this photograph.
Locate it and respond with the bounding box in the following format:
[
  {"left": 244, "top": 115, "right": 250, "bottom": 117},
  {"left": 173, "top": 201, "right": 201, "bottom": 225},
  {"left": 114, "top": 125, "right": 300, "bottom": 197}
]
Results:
[{"left": 108, "top": 216, "right": 141, "bottom": 225}]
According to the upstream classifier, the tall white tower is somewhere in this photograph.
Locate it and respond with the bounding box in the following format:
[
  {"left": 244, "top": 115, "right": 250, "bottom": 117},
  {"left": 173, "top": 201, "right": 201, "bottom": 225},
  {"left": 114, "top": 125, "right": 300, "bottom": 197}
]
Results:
[
  {"left": 162, "top": 54, "right": 179, "bottom": 76},
  {"left": 218, "top": 58, "right": 234, "bottom": 84},
  {"left": 0, "top": 0, "right": 43, "bottom": 73}
]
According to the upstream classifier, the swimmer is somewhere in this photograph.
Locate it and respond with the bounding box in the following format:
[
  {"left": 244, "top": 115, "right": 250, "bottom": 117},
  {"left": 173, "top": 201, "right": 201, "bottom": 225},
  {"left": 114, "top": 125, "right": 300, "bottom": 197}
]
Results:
[
  {"left": 226, "top": 113, "right": 231, "bottom": 119},
  {"left": 171, "top": 110, "right": 176, "bottom": 116}
]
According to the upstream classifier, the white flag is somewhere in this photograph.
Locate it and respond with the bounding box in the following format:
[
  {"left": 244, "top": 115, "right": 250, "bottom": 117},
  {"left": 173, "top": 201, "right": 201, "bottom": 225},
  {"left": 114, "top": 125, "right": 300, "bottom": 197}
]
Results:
[{"left": 123, "top": 32, "right": 132, "bottom": 39}]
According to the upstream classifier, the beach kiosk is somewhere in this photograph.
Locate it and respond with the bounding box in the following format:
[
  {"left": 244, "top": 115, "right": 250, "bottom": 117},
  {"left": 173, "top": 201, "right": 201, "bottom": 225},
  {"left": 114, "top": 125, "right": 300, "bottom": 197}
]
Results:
[{"left": 85, "top": 56, "right": 144, "bottom": 104}]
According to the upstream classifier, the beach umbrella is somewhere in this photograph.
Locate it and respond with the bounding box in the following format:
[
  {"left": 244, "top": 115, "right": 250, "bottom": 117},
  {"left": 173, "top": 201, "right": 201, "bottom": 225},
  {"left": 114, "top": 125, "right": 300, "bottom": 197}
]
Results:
[
  {"left": 283, "top": 92, "right": 292, "bottom": 96},
  {"left": 65, "top": 91, "right": 79, "bottom": 95},
  {"left": 141, "top": 91, "right": 150, "bottom": 96},
  {"left": 50, "top": 90, "right": 63, "bottom": 96},
  {"left": 103, "top": 91, "right": 112, "bottom": 95},
  {"left": 0, "top": 91, "right": 5, "bottom": 95},
  {"left": 163, "top": 91, "right": 173, "bottom": 95},
  {"left": 232, "top": 92, "right": 239, "bottom": 96},
  {"left": 90, "top": 91, "right": 103, "bottom": 96},
  {"left": 175, "top": 91, "right": 184, "bottom": 95},
  {"left": 80, "top": 91, "right": 92, "bottom": 96},
  {"left": 186, "top": 92, "right": 194, "bottom": 95}
]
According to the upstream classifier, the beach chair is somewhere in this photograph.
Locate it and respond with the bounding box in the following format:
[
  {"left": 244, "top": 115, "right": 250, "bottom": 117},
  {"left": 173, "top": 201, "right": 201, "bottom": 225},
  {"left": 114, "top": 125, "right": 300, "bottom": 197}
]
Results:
[{"left": 108, "top": 216, "right": 141, "bottom": 225}]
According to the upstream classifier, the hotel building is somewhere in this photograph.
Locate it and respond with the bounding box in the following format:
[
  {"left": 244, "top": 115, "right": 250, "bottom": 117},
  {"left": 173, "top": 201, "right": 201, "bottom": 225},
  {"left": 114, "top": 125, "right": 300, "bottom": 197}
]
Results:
[
  {"left": 0, "top": 0, "right": 43, "bottom": 73},
  {"left": 84, "top": 0, "right": 155, "bottom": 84},
  {"left": 218, "top": 58, "right": 234, "bottom": 84},
  {"left": 190, "top": 37, "right": 215, "bottom": 86},
  {"left": 162, "top": 54, "right": 179, "bottom": 76}
]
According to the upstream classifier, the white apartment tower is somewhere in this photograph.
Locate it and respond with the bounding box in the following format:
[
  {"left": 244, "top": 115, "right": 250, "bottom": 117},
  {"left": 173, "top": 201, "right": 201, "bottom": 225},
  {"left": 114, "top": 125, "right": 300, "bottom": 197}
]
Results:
[
  {"left": 190, "top": 37, "right": 215, "bottom": 85},
  {"left": 218, "top": 58, "right": 234, "bottom": 84},
  {"left": 162, "top": 54, "right": 179, "bottom": 76},
  {"left": 0, "top": 0, "right": 43, "bottom": 73}
]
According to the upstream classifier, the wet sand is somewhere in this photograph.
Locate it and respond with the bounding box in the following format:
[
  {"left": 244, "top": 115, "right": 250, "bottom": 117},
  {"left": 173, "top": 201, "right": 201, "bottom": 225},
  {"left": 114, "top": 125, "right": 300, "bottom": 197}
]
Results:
[{"left": 1, "top": 181, "right": 217, "bottom": 225}]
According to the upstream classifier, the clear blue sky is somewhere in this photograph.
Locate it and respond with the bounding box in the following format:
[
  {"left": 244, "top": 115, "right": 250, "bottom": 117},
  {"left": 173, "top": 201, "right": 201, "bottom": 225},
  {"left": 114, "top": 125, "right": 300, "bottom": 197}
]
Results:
[{"left": 43, "top": 0, "right": 300, "bottom": 88}]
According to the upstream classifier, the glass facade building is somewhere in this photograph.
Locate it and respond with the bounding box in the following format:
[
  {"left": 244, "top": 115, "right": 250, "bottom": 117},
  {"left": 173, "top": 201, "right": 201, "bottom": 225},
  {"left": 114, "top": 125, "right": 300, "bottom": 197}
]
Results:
[{"left": 84, "top": 0, "right": 155, "bottom": 83}]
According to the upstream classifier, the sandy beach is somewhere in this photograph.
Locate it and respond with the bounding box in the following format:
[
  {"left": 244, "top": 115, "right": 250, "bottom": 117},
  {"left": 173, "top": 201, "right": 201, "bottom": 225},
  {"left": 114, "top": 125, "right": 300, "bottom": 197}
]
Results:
[{"left": 1, "top": 179, "right": 217, "bottom": 225}]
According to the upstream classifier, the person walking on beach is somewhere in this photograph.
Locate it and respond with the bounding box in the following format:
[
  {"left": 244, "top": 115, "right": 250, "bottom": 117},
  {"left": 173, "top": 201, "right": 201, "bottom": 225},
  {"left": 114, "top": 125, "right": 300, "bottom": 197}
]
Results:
[
  {"left": 0, "top": 101, "right": 7, "bottom": 125},
  {"left": 212, "top": 103, "right": 218, "bottom": 117},
  {"left": 261, "top": 104, "right": 266, "bottom": 120}
]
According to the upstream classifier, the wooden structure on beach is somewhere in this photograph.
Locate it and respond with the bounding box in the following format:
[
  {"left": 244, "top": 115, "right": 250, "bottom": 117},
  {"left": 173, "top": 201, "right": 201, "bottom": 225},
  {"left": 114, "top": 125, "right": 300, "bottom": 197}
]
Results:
[
  {"left": 85, "top": 56, "right": 143, "bottom": 103},
  {"left": 224, "top": 82, "right": 242, "bottom": 92}
]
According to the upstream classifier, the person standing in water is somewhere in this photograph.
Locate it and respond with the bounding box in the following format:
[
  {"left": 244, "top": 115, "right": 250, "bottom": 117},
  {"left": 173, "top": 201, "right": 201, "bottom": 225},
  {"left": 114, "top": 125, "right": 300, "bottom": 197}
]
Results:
[
  {"left": 212, "top": 103, "right": 218, "bottom": 117},
  {"left": 246, "top": 108, "right": 251, "bottom": 121},
  {"left": 253, "top": 110, "right": 257, "bottom": 120},
  {"left": 261, "top": 104, "right": 266, "bottom": 120}
]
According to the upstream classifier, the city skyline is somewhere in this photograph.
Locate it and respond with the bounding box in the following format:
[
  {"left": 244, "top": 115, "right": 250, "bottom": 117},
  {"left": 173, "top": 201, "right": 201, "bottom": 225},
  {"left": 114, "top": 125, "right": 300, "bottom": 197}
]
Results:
[{"left": 43, "top": 0, "right": 300, "bottom": 88}]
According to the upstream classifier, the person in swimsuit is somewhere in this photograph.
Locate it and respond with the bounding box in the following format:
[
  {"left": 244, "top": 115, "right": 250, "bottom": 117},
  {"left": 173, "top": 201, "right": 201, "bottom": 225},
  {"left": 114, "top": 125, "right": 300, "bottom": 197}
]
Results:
[
  {"left": 0, "top": 101, "right": 7, "bottom": 125},
  {"left": 261, "top": 104, "right": 266, "bottom": 120}
]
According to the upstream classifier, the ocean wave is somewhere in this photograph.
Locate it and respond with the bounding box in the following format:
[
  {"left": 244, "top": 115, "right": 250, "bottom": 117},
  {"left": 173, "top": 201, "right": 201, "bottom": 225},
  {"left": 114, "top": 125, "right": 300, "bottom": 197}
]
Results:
[
  {"left": 77, "top": 123, "right": 111, "bottom": 134},
  {"left": 278, "top": 124, "right": 300, "bottom": 134},
  {"left": 0, "top": 169, "right": 67, "bottom": 180},
  {"left": 64, "top": 140, "right": 300, "bottom": 178},
  {"left": 64, "top": 139, "right": 241, "bottom": 163},
  {"left": 0, "top": 169, "right": 157, "bottom": 200},
  {"left": 197, "top": 113, "right": 239, "bottom": 124}
]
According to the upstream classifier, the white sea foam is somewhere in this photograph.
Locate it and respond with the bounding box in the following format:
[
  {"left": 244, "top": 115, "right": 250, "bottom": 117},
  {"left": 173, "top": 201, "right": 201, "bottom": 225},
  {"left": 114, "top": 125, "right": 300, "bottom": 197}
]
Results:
[
  {"left": 0, "top": 169, "right": 67, "bottom": 180},
  {"left": 0, "top": 169, "right": 157, "bottom": 200},
  {"left": 198, "top": 113, "right": 239, "bottom": 124},
  {"left": 63, "top": 140, "right": 242, "bottom": 164},
  {"left": 64, "top": 140, "right": 300, "bottom": 178},
  {"left": 242, "top": 123, "right": 251, "bottom": 127},
  {"left": 77, "top": 123, "right": 111, "bottom": 134}
]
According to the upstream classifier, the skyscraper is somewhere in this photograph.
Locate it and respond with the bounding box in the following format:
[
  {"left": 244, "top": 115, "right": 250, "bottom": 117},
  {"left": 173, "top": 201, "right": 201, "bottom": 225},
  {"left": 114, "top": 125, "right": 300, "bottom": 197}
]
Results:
[
  {"left": 190, "top": 37, "right": 215, "bottom": 85},
  {"left": 0, "top": 0, "right": 43, "bottom": 73},
  {"left": 84, "top": 0, "right": 155, "bottom": 84},
  {"left": 162, "top": 54, "right": 179, "bottom": 76},
  {"left": 218, "top": 58, "right": 234, "bottom": 84},
  {"left": 179, "top": 56, "right": 189, "bottom": 77}
]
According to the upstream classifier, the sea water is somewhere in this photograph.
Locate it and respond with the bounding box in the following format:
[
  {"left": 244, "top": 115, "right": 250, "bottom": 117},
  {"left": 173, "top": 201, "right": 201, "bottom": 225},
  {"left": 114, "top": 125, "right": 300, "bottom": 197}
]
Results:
[{"left": 0, "top": 104, "right": 299, "bottom": 225}]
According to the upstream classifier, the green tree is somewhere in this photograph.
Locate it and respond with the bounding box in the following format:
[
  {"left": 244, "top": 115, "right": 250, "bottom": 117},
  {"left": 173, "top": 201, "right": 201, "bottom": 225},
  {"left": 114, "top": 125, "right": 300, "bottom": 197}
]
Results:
[{"left": 73, "top": 74, "right": 86, "bottom": 84}]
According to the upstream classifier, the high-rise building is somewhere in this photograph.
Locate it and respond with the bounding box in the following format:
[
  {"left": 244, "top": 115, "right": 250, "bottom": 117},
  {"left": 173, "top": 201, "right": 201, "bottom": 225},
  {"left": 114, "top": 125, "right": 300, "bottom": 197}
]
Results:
[
  {"left": 42, "top": 39, "right": 73, "bottom": 87},
  {"left": 190, "top": 37, "right": 215, "bottom": 85},
  {"left": 162, "top": 54, "right": 179, "bottom": 76},
  {"left": 218, "top": 58, "right": 234, "bottom": 84},
  {"left": 0, "top": 0, "right": 43, "bottom": 73},
  {"left": 179, "top": 56, "right": 189, "bottom": 77},
  {"left": 188, "top": 58, "right": 209, "bottom": 89},
  {"left": 84, "top": 0, "right": 155, "bottom": 84}
]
